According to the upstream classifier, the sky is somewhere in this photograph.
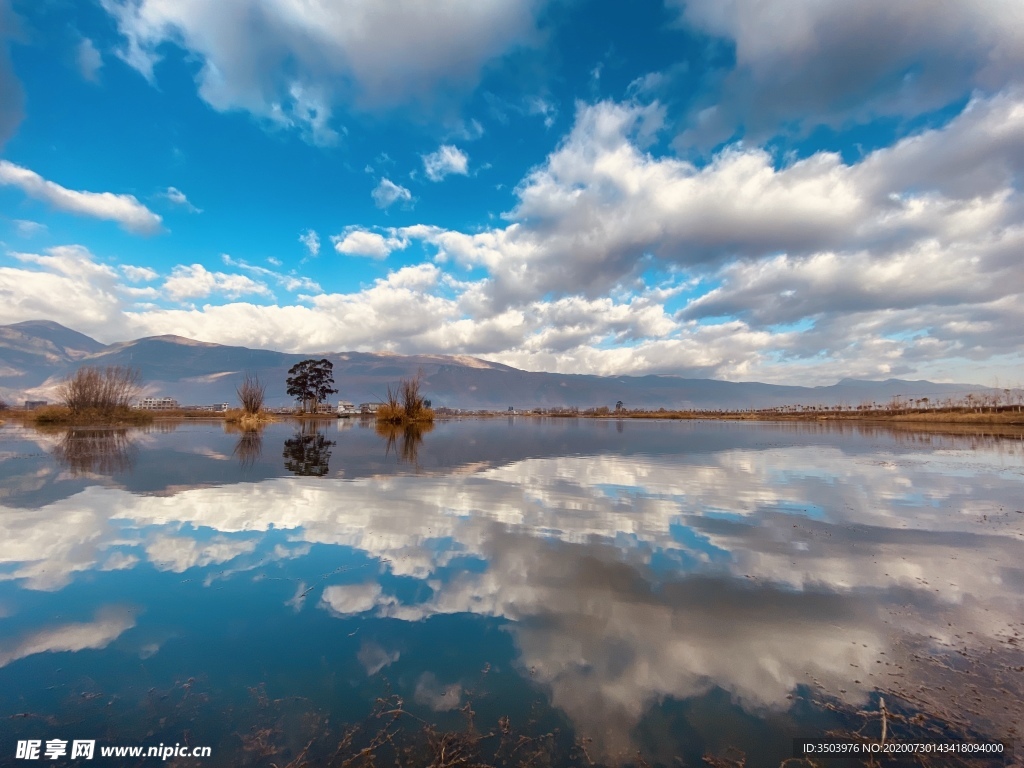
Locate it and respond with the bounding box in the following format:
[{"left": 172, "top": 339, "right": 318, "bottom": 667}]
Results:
[{"left": 0, "top": 0, "right": 1022, "bottom": 386}]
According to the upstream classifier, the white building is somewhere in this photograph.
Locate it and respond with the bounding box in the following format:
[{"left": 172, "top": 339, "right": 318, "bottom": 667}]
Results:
[
  {"left": 337, "top": 400, "right": 357, "bottom": 416},
  {"left": 137, "top": 397, "right": 179, "bottom": 410}
]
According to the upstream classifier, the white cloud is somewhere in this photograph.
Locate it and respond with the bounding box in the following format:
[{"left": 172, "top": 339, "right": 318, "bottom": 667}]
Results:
[
  {"left": 100, "top": 0, "right": 544, "bottom": 143},
  {"left": 162, "top": 263, "right": 272, "bottom": 301},
  {"left": 76, "top": 37, "right": 103, "bottom": 82},
  {"left": 0, "top": 160, "right": 163, "bottom": 234},
  {"left": 0, "top": 246, "right": 125, "bottom": 338},
  {"left": 422, "top": 144, "right": 469, "bottom": 181},
  {"left": 161, "top": 186, "right": 200, "bottom": 212},
  {"left": 401, "top": 91, "right": 1024, "bottom": 314},
  {"left": 299, "top": 228, "right": 320, "bottom": 257},
  {"left": 331, "top": 227, "right": 409, "bottom": 259},
  {"left": 371, "top": 178, "right": 413, "bottom": 209},
  {"left": 121, "top": 264, "right": 158, "bottom": 282},
  {"left": 668, "top": 0, "right": 1024, "bottom": 147},
  {"left": 221, "top": 253, "right": 321, "bottom": 293},
  {"left": 13, "top": 219, "right": 46, "bottom": 237},
  {"left": 1, "top": 90, "right": 1022, "bottom": 383}
]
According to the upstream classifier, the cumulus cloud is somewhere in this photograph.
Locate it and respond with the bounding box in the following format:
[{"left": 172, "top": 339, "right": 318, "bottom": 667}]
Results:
[
  {"left": 331, "top": 227, "right": 409, "bottom": 259},
  {"left": 121, "top": 264, "right": 158, "bottom": 282},
  {"left": 422, "top": 144, "right": 469, "bottom": 181},
  {"left": 299, "top": 228, "right": 320, "bottom": 257},
  {"left": 77, "top": 38, "right": 103, "bottom": 82},
  {"left": 100, "top": 0, "right": 544, "bottom": 143},
  {"left": 162, "top": 263, "right": 272, "bottom": 301},
  {"left": 1, "top": 89, "right": 1022, "bottom": 383},
  {"left": 669, "top": 0, "right": 1024, "bottom": 148},
  {"left": 371, "top": 178, "right": 413, "bottom": 209},
  {"left": 161, "top": 186, "right": 200, "bottom": 212},
  {"left": 0, "top": 160, "right": 163, "bottom": 234},
  {"left": 0, "top": 246, "right": 125, "bottom": 338}
]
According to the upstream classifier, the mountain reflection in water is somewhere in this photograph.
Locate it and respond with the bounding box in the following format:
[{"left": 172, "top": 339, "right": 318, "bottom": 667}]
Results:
[{"left": 0, "top": 418, "right": 1021, "bottom": 765}]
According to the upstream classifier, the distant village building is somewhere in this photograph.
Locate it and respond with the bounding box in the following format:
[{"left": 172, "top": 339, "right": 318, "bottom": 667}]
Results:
[
  {"left": 337, "top": 401, "right": 357, "bottom": 416},
  {"left": 137, "top": 396, "right": 180, "bottom": 410},
  {"left": 358, "top": 403, "right": 379, "bottom": 414},
  {"left": 24, "top": 400, "right": 47, "bottom": 410},
  {"left": 181, "top": 403, "right": 229, "bottom": 412}
]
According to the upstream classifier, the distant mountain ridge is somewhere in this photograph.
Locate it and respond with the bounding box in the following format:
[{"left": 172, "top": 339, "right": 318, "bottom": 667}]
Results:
[{"left": 0, "top": 320, "right": 999, "bottom": 410}]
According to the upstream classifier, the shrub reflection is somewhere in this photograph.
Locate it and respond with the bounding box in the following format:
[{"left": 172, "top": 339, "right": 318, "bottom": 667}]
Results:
[{"left": 51, "top": 427, "right": 136, "bottom": 476}]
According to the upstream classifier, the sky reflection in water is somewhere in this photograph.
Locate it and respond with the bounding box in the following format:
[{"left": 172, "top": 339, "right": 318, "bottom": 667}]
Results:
[{"left": 0, "top": 419, "right": 1022, "bottom": 765}]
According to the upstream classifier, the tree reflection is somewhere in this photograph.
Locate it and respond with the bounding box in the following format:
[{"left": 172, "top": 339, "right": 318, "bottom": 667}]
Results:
[
  {"left": 51, "top": 427, "right": 136, "bottom": 476},
  {"left": 282, "top": 423, "right": 336, "bottom": 476},
  {"left": 376, "top": 420, "right": 434, "bottom": 465}
]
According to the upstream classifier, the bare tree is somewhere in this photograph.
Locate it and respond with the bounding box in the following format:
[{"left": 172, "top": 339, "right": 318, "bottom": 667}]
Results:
[
  {"left": 236, "top": 372, "right": 267, "bottom": 415},
  {"left": 57, "top": 366, "right": 142, "bottom": 417}
]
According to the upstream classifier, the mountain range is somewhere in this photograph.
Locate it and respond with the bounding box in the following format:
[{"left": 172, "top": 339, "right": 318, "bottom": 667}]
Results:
[{"left": 0, "top": 320, "right": 997, "bottom": 411}]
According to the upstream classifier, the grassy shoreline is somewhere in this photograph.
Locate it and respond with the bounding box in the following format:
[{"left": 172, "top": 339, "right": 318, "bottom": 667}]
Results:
[
  {"left": 5, "top": 407, "right": 1022, "bottom": 429},
  {"left": 588, "top": 409, "right": 1024, "bottom": 425}
]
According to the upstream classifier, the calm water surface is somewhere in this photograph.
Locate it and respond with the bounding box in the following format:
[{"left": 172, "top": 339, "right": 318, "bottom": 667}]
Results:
[{"left": 1, "top": 418, "right": 1022, "bottom": 766}]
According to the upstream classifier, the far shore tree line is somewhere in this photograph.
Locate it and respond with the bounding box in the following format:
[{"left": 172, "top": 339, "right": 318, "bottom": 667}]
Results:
[{"left": 4, "top": 362, "right": 1020, "bottom": 426}]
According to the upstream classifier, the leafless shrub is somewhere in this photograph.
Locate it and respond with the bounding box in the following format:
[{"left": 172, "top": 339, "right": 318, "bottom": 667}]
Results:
[
  {"left": 57, "top": 366, "right": 142, "bottom": 417},
  {"left": 400, "top": 373, "right": 426, "bottom": 421},
  {"left": 237, "top": 372, "right": 267, "bottom": 415}
]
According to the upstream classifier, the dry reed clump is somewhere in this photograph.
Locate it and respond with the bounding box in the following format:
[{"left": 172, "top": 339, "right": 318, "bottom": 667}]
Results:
[
  {"left": 377, "top": 375, "right": 434, "bottom": 425},
  {"left": 28, "top": 404, "right": 153, "bottom": 426},
  {"left": 225, "top": 408, "right": 275, "bottom": 428},
  {"left": 237, "top": 372, "right": 267, "bottom": 415}
]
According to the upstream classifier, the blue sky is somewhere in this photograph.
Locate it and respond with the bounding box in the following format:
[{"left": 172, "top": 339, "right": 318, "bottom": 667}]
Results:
[{"left": 0, "top": 0, "right": 1022, "bottom": 385}]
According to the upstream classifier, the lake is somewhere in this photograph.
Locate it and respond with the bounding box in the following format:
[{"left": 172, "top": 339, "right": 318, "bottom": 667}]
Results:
[{"left": 1, "top": 418, "right": 1022, "bottom": 766}]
